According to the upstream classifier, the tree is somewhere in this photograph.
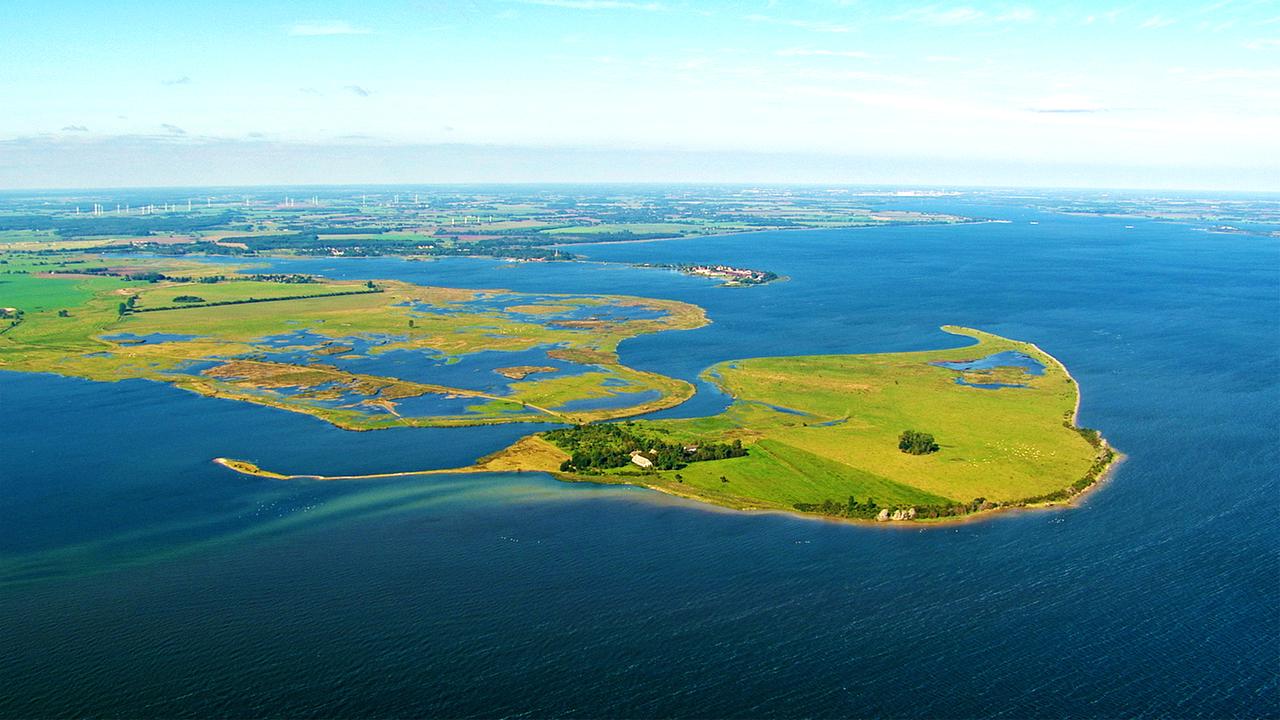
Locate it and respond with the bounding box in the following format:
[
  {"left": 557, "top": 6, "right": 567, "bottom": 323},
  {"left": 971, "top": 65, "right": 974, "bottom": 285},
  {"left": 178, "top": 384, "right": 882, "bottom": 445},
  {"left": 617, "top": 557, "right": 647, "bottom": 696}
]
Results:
[{"left": 898, "top": 430, "right": 939, "bottom": 455}]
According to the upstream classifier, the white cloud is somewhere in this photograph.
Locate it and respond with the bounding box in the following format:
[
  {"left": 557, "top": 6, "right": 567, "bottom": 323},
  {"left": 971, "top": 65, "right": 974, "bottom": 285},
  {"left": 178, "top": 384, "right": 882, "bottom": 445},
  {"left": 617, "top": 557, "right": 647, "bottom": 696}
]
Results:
[
  {"left": 1245, "top": 38, "right": 1280, "bottom": 50},
  {"left": 288, "top": 20, "right": 372, "bottom": 36},
  {"left": 1140, "top": 15, "right": 1176, "bottom": 29}
]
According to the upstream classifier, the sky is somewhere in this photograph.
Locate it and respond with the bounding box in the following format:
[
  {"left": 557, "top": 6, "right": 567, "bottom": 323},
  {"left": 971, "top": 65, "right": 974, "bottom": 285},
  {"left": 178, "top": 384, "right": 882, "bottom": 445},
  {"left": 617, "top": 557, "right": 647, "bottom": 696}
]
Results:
[{"left": 2, "top": 0, "right": 1278, "bottom": 190}]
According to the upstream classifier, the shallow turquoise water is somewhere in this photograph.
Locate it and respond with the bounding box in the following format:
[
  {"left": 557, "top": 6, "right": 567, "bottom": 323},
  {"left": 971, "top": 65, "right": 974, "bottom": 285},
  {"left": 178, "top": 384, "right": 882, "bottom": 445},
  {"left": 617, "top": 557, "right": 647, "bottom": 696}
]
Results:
[{"left": 1, "top": 196, "right": 1277, "bottom": 717}]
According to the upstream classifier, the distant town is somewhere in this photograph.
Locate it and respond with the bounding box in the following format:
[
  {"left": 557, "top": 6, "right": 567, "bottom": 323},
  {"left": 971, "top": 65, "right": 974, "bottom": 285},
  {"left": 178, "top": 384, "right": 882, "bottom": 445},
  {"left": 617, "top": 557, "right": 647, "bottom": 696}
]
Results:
[{"left": 640, "top": 263, "right": 781, "bottom": 286}]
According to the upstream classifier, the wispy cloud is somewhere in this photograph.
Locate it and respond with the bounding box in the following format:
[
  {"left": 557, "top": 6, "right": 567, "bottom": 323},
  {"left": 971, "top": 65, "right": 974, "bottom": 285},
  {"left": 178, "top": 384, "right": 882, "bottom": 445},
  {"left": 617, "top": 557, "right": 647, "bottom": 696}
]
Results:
[
  {"left": 1245, "top": 38, "right": 1280, "bottom": 49},
  {"left": 288, "top": 20, "right": 372, "bottom": 36},
  {"left": 345, "top": 85, "right": 372, "bottom": 97},
  {"left": 160, "top": 123, "right": 186, "bottom": 135},
  {"left": 744, "top": 14, "right": 852, "bottom": 33},
  {"left": 775, "top": 48, "right": 870, "bottom": 58},
  {"left": 516, "top": 0, "right": 663, "bottom": 10},
  {"left": 1140, "top": 15, "right": 1176, "bottom": 29},
  {"left": 60, "top": 125, "right": 89, "bottom": 132},
  {"left": 161, "top": 76, "right": 191, "bottom": 86}
]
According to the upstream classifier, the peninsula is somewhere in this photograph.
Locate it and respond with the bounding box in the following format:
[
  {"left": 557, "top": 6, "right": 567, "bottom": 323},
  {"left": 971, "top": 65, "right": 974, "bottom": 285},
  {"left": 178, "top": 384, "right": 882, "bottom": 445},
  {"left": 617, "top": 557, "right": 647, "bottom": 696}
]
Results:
[{"left": 215, "top": 326, "right": 1120, "bottom": 525}]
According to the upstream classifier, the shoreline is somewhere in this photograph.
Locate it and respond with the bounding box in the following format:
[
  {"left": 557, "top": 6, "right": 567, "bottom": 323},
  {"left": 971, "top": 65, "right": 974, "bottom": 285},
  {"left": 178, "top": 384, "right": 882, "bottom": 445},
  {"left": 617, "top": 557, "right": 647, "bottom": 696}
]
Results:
[{"left": 214, "top": 449, "right": 1124, "bottom": 529}]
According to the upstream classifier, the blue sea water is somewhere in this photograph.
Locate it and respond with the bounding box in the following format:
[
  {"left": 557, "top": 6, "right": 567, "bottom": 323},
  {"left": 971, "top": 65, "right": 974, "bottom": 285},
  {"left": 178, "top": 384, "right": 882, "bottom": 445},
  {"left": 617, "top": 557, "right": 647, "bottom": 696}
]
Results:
[{"left": 1, "top": 196, "right": 1277, "bottom": 718}]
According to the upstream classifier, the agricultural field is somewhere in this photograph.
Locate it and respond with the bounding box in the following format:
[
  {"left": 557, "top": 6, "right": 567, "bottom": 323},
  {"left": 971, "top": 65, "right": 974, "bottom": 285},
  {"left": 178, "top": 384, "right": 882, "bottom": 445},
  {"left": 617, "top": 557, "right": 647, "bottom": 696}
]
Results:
[{"left": 0, "top": 186, "right": 972, "bottom": 263}]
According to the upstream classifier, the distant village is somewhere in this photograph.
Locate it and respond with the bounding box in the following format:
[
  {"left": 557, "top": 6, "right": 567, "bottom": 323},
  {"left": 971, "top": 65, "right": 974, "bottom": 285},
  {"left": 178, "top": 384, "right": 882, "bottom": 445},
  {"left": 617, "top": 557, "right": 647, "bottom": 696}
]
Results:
[{"left": 641, "top": 263, "right": 780, "bottom": 287}]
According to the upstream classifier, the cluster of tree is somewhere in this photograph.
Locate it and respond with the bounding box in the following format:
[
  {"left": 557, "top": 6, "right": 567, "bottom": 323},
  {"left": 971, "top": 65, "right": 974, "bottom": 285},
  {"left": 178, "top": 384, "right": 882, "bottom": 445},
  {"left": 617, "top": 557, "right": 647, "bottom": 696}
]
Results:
[
  {"left": 47, "top": 267, "right": 183, "bottom": 283},
  {"left": 129, "top": 287, "right": 382, "bottom": 313},
  {"left": 793, "top": 496, "right": 887, "bottom": 520},
  {"left": 730, "top": 271, "right": 779, "bottom": 285},
  {"left": 544, "top": 422, "right": 746, "bottom": 473},
  {"left": 899, "top": 430, "right": 940, "bottom": 455},
  {"left": 0, "top": 211, "right": 243, "bottom": 238},
  {"left": 125, "top": 272, "right": 167, "bottom": 283},
  {"left": 244, "top": 273, "right": 317, "bottom": 284},
  {"left": 795, "top": 496, "right": 999, "bottom": 521},
  {"left": 1072, "top": 425, "right": 1103, "bottom": 449},
  {"left": 171, "top": 295, "right": 205, "bottom": 303},
  {"left": 102, "top": 241, "right": 246, "bottom": 257}
]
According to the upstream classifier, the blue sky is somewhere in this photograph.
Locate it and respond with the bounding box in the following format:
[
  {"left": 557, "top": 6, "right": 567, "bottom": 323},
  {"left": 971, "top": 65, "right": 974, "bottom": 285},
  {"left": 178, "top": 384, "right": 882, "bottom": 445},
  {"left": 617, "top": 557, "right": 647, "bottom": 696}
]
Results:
[{"left": 2, "top": 0, "right": 1278, "bottom": 189}]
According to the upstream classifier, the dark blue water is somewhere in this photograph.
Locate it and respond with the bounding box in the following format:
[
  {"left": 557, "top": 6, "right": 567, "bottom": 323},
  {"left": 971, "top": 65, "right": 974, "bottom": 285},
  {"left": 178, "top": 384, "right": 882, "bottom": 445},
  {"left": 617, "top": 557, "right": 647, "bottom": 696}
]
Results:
[{"left": 2, "top": 197, "right": 1277, "bottom": 717}]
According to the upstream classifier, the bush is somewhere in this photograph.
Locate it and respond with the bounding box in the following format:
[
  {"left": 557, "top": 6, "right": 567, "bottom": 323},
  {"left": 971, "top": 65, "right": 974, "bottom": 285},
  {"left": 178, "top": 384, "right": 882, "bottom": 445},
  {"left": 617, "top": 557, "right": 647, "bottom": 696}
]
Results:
[{"left": 899, "top": 430, "right": 939, "bottom": 455}]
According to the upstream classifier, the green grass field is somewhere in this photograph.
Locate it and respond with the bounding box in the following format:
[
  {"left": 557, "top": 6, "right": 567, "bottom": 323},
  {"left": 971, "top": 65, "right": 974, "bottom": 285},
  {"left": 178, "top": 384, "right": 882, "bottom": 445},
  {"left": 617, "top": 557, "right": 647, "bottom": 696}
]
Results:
[{"left": 627, "top": 327, "right": 1105, "bottom": 511}]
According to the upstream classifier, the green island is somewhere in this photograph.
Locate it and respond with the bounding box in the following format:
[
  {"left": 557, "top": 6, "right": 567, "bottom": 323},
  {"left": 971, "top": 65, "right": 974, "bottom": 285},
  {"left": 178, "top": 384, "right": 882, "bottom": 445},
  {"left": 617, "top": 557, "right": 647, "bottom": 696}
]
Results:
[
  {"left": 217, "top": 323, "right": 1119, "bottom": 525},
  {"left": 2, "top": 248, "right": 1117, "bottom": 525}
]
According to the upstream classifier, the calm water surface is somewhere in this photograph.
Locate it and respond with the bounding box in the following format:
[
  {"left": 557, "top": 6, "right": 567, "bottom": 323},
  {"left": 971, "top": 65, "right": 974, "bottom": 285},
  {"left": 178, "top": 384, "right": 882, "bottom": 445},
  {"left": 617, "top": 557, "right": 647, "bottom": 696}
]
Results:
[{"left": 1, "top": 198, "right": 1277, "bottom": 717}]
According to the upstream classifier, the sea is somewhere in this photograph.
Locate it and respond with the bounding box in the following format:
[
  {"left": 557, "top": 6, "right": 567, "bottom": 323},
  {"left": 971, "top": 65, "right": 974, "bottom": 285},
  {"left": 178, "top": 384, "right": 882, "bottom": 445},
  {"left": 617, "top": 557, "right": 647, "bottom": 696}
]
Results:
[{"left": 1, "top": 193, "right": 1277, "bottom": 717}]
